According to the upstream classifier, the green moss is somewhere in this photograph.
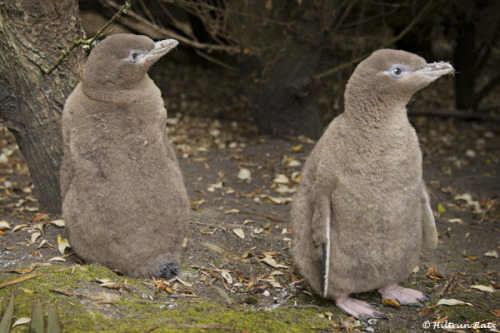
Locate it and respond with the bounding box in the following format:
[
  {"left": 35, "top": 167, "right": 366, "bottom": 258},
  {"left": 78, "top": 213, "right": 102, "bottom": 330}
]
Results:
[{"left": 0, "top": 263, "right": 334, "bottom": 332}]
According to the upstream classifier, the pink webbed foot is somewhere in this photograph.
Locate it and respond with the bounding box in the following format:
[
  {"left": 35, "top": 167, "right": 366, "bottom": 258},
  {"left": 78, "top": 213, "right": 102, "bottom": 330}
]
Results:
[
  {"left": 378, "top": 283, "right": 430, "bottom": 307},
  {"left": 336, "top": 296, "right": 388, "bottom": 322}
]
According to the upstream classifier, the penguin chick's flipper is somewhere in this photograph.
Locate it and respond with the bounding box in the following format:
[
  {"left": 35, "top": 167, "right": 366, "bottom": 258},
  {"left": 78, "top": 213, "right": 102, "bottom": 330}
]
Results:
[
  {"left": 421, "top": 186, "right": 438, "bottom": 251},
  {"left": 378, "top": 283, "right": 430, "bottom": 307},
  {"left": 311, "top": 192, "right": 333, "bottom": 298},
  {"left": 336, "top": 296, "right": 388, "bottom": 321},
  {"left": 158, "top": 260, "right": 180, "bottom": 280}
]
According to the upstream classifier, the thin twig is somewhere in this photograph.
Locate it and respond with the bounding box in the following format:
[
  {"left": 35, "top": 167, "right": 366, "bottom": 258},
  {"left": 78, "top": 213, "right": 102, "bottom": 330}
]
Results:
[
  {"left": 315, "top": 0, "right": 434, "bottom": 80},
  {"left": 102, "top": 0, "right": 247, "bottom": 54},
  {"left": 0, "top": 272, "right": 43, "bottom": 289},
  {"left": 44, "top": 0, "right": 132, "bottom": 74}
]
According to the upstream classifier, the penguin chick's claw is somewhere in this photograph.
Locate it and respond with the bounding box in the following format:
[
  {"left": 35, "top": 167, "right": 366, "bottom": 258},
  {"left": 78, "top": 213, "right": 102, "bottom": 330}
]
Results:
[
  {"left": 378, "top": 284, "right": 429, "bottom": 307},
  {"left": 158, "top": 261, "right": 180, "bottom": 280},
  {"left": 336, "top": 296, "right": 388, "bottom": 322}
]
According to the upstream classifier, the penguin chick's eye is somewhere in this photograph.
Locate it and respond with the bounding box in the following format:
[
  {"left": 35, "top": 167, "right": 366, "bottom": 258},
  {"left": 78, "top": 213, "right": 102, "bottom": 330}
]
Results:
[
  {"left": 126, "top": 50, "right": 143, "bottom": 63},
  {"left": 385, "top": 64, "right": 407, "bottom": 79}
]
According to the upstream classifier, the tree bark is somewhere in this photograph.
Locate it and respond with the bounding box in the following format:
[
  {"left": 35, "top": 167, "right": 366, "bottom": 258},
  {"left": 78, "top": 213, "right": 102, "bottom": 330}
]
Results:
[
  {"left": 229, "top": 1, "right": 335, "bottom": 139},
  {"left": 454, "top": 21, "right": 476, "bottom": 111},
  {"left": 0, "top": 0, "right": 85, "bottom": 214}
]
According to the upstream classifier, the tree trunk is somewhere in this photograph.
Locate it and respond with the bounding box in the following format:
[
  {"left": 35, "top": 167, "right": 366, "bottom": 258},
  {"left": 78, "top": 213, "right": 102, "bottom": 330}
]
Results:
[
  {"left": 0, "top": 0, "right": 85, "bottom": 214},
  {"left": 230, "top": 1, "right": 335, "bottom": 139},
  {"left": 454, "top": 21, "right": 477, "bottom": 111}
]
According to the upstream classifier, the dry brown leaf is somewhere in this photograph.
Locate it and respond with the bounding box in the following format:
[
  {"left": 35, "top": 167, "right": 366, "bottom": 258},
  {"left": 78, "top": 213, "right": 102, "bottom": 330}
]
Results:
[
  {"left": 436, "top": 298, "right": 473, "bottom": 306},
  {"left": 31, "top": 213, "right": 49, "bottom": 222},
  {"left": 273, "top": 174, "right": 290, "bottom": 184},
  {"left": 12, "top": 224, "right": 29, "bottom": 232},
  {"left": 30, "top": 232, "right": 41, "bottom": 244},
  {"left": 50, "top": 219, "right": 66, "bottom": 227},
  {"left": 57, "top": 235, "right": 70, "bottom": 255},
  {"left": 382, "top": 298, "right": 402, "bottom": 308},
  {"left": 470, "top": 285, "right": 495, "bottom": 292},
  {"left": 101, "top": 282, "right": 131, "bottom": 291},
  {"left": 260, "top": 254, "right": 288, "bottom": 269},
  {"left": 484, "top": 250, "right": 499, "bottom": 258},
  {"left": 0, "top": 219, "right": 10, "bottom": 230},
  {"left": 426, "top": 266, "right": 444, "bottom": 280},
  {"left": 233, "top": 228, "right": 245, "bottom": 239},
  {"left": 237, "top": 168, "right": 252, "bottom": 182},
  {"left": 225, "top": 208, "right": 240, "bottom": 214},
  {"left": 12, "top": 317, "right": 31, "bottom": 327}
]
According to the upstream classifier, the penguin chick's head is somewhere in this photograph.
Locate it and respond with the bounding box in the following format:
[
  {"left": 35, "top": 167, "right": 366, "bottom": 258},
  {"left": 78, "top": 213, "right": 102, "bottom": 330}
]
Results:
[
  {"left": 82, "top": 34, "right": 178, "bottom": 92},
  {"left": 345, "top": 49, "right": 454, "bottom": 110}
]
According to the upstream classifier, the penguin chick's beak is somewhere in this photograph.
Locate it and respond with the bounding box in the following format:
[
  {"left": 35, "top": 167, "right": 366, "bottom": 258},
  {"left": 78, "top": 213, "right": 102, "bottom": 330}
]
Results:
[
  {"left": 147, "top": 39, "right": 179, "bottom": 61},
  {"left": 415, "top": 61, "right": 454, "bottom": 79}
]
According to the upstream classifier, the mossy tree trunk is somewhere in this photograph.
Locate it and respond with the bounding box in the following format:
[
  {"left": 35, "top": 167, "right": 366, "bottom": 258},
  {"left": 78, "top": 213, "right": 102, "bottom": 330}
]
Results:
[{"left": 0, "top": 0, "right": 85, "bottom": 214}]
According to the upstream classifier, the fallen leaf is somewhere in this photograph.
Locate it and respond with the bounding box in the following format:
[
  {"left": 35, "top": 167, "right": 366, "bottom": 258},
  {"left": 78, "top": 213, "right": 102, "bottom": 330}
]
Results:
[
  {"left": 0, "top": 219, "right": 10, "bottom": 230},
  {"left": 12, "top": 317, "right": 31, "bottom": 327},
  {"left": 273, "top": 174, "right": 290, "bottom": 184},
  {"left": 437, "top": 203, "right": 447, "bottom": 213},
  {"left": 253, "top": 227, "right": 264, "bottom": 234},
  {"left": 484, "top": 250, "right": 499, "bottom": 258},
  {"left": 12, "top": 224, "right": 29, "bottom": 232},
  {"left": 263, "top": 195, "right": 292, "bottom": 205},
  {"left": 10, "top": 267, "right": 36, "bottom": 274},
  {"left": 225, "top": 208, "right": 240, "bottom": 214},
  {"left": 50, "top": 219, "right": 65, "bottom": 227},
  {"left": 382, "top": 299, "right": 402, "bottom": 308},
  {"left": 237, "top": 168, "right": 252, "bottom": 182},
  {"left": 447, "top": 218, "right": 464, "bottom": 224},
  {"left": 470, "top": 285, "right": 495, "bottom": 292},
  {"left": 454, "top": 193, "right": 482, "bottom": 212},
  {"left": 437, "top": 299, "right": 473, "bottom": 306},
  {"left": 57, "top": 235, "right": 70, "bottom": 255},
  {"left": 30, "top": 232, "right": 41, "bottom": 244},
  {"left": 291, "top": 144, "right": 303, "bottom": 152},
  {"left": 221, "top": 271, "right": 233, "bottom": 284},
  {"left": 100, "top": 282, "right": 131, "bottom": 291},
  {"left": 426, "top": 266, "right": 444, "bottom": 280},
  {"left": 233, "top": 228, "right": 245, "bottom": 239},
  {"left": 260, "top": 254, "right": 289, "bottom": 269},
  {"left": 49, "top": 257, "right": 66, "bottom": 262},
  {"left": 31, "top": 213, "right": 49, "bottom": 222}
]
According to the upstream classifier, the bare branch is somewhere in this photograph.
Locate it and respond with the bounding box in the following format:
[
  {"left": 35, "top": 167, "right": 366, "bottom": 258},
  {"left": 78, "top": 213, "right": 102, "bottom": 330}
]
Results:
[
  {"left": 315, "top": 0, "right": 434, "bottom": 80},
  {"left": 45, "top": 0, "right": 132, "bottom": 74},
  {"left": 100, "top": 0, "right": 248, "bottom": 54}
]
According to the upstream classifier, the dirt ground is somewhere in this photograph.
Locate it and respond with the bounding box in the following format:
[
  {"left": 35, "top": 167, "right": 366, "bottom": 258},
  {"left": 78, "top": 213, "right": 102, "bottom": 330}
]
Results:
[{"left": 0, "top": 52, "right": 499, "bottom": 332}]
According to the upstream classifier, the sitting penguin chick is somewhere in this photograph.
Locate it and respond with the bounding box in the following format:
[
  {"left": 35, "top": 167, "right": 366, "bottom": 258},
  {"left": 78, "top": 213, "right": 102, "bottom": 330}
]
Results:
[
  {"left": 60, "top": 34, "right": 190, "bottom": 279},
  {"left": 291, "top": 49, "right": 453, "bottom": 320}
]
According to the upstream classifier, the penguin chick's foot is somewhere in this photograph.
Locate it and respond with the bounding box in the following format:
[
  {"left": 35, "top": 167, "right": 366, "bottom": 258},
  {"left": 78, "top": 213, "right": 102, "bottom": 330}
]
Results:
[
  {"left": 336, "top": 296, "right": 388, "bottom": 321},
  {"left": 158, "top": 260, "right": 180, "bottom": 280},
  {"left": 378, "top": 283, "right": 429, "bottom": 307}
]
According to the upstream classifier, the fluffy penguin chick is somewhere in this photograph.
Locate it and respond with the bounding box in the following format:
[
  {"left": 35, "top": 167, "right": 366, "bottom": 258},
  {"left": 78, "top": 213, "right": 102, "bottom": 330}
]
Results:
[
  {"left": 61, "top": 34, "right": 189, "bottom": 279},
  {"left": 291, "top": 49, "right": 453, "bottom": 320}
]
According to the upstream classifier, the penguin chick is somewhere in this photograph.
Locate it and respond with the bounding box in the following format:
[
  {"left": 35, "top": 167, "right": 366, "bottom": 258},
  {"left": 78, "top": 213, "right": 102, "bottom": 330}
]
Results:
[
  {"left": 291, "top": 49, "right": 453, "bottom": 321},
  {"left": 61, "top": 34, "right": 189, "bottom": 279}
]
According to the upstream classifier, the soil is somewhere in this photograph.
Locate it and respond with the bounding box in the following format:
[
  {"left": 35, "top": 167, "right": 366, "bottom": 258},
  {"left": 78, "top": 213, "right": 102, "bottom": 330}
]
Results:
[{"left": 0, "top": 50, "right": 499, "bottom": 332}]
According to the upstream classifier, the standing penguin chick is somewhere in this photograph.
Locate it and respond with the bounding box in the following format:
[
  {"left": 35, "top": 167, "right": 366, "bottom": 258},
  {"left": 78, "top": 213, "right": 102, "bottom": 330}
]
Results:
[
  {"left": 61, "top": 34, "right": 189, "bottom": 279},
  {"left": 292, "top": 49, "right": 453, "bottom": 320}
]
